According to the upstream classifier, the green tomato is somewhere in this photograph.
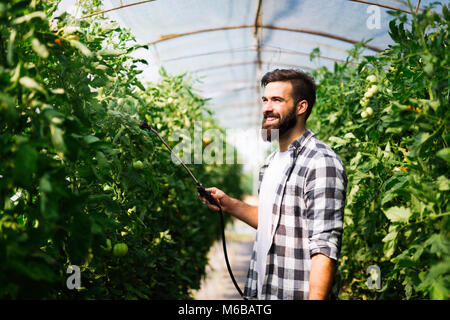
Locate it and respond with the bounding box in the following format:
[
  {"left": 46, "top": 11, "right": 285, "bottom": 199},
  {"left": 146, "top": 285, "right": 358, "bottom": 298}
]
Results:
[
  {"left": 366, "top": 107, "right": 374, "bottom": 116},
  {"left": 366, "top": 75, "right": 377, "bottom": 83},
  {"left": 361, "top": 111, "right": 368, "bottom": 118},
  {"left": 360, "top": 98, "right": 369, "bottom": 107},
  {"left": 369, "top": 85, "right": 378, "bottom": 95},
  {"left": 113, "top": 243, "right": 128, "bottom": 257},
  {"left": 424, "top": 63, "right": 434, "bottom": 75},
  {"left": 133, "top": 160, "right": 143, "bottom": 169}
]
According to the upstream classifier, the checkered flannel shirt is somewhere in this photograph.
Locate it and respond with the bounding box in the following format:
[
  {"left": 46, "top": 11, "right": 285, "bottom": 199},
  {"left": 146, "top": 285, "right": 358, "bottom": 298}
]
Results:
[{"left": 244, "top": 129, "right": 347, "bottom": 300}]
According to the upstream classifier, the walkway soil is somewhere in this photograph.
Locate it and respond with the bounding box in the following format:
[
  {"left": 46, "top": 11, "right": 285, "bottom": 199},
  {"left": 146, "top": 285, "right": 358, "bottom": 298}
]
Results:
[{"left": 193, "top": 195, "right": 257, "bottom": 300}]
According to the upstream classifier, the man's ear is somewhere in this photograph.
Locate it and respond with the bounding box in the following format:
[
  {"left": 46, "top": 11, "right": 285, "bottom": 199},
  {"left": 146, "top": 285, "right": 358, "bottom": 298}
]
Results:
[{"left": 297, "top": 99, "right": 308, "bottom": 116}]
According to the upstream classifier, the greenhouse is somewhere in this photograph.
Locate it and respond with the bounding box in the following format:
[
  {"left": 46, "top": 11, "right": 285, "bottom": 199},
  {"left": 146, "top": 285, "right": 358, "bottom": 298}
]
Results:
[{"left": 0, "top": 0, "right": 449, "bottom": 304}]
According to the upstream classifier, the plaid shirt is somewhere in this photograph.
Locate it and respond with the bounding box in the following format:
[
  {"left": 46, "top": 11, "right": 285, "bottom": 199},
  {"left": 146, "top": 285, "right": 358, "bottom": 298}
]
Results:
[{"left": 244, "top": 129, "right": 347, "bottom": 300}]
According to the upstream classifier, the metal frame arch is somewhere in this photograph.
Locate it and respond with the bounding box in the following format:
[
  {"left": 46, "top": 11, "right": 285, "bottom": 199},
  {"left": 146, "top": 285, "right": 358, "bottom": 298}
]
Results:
[
  {"left": 79, "top": 0, "right": 421, "bottom": 20},
  {"left": 147, "top": 24, "right": 384, "bottom": 52}
]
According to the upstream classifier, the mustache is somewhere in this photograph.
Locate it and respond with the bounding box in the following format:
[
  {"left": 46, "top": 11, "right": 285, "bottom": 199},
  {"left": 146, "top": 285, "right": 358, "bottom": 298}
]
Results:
[{"left": 263, "top": 112, "right": 280, "bottom": 119}]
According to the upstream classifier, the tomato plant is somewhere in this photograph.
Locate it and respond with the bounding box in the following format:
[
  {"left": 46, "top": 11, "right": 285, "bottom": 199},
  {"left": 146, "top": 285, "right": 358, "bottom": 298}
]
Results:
[
  {"left": 0, "top": 0, "right": 243, "bottom": 299},
  {"left": 309, "top": 2, "right": 449, "bottom": 299}
]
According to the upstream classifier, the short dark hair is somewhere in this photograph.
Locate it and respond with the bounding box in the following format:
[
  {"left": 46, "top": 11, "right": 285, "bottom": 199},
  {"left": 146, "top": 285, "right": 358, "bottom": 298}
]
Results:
[{"left": 261, "top": 69, "right": 316, "bottom": 122}]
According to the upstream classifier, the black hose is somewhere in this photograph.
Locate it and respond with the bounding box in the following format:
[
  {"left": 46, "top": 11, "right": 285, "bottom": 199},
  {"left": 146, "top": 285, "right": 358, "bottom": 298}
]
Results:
[
  {"left": 139, "top": 121, "right": 246, "bottom": 300},
  {"left": 197, "top": 184, "right": 247, "bottom": 300},
  {"left": 217, "top": 205, "right": 247, "bottom": 300}
]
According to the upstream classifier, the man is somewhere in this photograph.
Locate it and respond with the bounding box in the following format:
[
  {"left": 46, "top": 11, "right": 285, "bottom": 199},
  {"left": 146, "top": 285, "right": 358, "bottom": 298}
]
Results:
[{"left": 198, "top": 69, "right": 347, "bottom": 300}]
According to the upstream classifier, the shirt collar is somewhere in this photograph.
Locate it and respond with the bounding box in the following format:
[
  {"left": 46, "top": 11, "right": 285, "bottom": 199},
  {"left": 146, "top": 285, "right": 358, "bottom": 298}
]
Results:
[
  {"left": 287, "top": 129, "right": 314, "bottom": 155},
  {"left": 261, "top": 129, "right": 315, "bottom": 169}
]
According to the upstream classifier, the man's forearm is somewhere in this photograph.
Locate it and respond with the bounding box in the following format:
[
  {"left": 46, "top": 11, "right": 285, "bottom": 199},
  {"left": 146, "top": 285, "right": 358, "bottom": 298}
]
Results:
[
  {"left": 226, "top": 198, "right": 258, "bottom": 229},
  {"left": 308, "top": 253, "right": 336, "bottom": 300}
]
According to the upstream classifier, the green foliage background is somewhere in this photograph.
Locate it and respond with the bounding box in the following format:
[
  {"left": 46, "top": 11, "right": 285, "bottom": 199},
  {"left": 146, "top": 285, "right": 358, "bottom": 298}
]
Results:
[
  {"left": 1, "top": 0, "right": 449, "bottom": 301},
  {"left": 0, "top": 0, "right": 243, "bottom": 299},
  {"left": 308, "top": 2, "right": 449, "bottom": 299}
]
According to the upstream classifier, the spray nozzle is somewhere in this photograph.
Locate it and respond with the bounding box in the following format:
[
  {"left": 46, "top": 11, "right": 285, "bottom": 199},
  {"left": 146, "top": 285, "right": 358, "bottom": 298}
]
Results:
[
  {"left": 197, "top": 184, "right": 220, "bottom": 209},
  {"left": 139, "top": 120, "right": 151, "bottom": 130}
]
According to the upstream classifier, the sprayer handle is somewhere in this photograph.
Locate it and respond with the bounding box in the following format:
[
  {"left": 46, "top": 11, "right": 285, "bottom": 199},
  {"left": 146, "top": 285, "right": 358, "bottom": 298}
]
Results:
[{"left": 197, "top": 184, "right": 221, "bottom": 209}]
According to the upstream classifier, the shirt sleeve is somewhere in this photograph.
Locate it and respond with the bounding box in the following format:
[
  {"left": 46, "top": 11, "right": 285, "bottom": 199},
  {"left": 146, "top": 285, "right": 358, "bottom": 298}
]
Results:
[{"left": 304, "top": 154, "right": 347, "bottom": 261}]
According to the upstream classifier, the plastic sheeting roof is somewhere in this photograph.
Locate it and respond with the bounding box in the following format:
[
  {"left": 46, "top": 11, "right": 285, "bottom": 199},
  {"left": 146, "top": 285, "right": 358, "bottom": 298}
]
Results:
[{"left": 58, "top": 0, "right": 440, "bottom": 172}]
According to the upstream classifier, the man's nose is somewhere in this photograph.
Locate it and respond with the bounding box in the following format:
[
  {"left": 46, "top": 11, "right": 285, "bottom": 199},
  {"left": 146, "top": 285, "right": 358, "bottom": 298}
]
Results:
[{"left": 262, "top": 100, "right": 273, "bottom": 115}]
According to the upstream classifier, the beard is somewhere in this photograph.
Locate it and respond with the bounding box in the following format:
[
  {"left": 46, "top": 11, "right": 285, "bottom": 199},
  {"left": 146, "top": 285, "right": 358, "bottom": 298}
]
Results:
[{"left": 261, "top": 105, "right": 297, "bottom": 142}]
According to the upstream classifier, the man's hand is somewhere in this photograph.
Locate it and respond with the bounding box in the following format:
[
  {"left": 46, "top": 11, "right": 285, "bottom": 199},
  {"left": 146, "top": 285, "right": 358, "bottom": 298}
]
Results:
[
  {"left": 198, "top": 187, "right": 258, "bottom": 229},
  {"left": 308, "top": 253, "right": 336, "bottom": 300},
  {"left": 197, "top": 187, "right": 231, "bottom": 212}
]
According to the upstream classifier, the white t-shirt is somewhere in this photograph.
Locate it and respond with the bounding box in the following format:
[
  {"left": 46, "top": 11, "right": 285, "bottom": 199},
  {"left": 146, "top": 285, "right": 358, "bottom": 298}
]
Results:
[{"left": 256, "top": 149, "right": 291, "bottom": 299}]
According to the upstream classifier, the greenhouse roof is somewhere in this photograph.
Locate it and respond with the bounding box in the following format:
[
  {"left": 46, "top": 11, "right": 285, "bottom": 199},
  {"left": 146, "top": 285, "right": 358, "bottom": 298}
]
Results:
[{"left": 57, "top": 0, "right": 441, "bottom": 170}]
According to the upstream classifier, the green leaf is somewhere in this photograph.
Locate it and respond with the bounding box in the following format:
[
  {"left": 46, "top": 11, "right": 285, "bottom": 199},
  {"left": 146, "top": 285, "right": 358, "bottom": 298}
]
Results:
[
  {"left": 382, "top": 226, "right": 398, "bottom": 258},
  {"left": 19, "top": 77, "right": 46, "bottom": 94},
  {"left": 349, "top": 151, "right": 362, "bottom": 169},
  {"left": 418, "top": 257, "right": 450, "bottom": 299},
  {"left": 381, "top": 176, "right": 409, "bottom": 205},
  {"left": 443, "top": 4, "right": 450, "bottom": 21},
  {"left": 328, "top": 136, "right": 348, "bottom": 148},
  {"left": 97, "top": 48, "right": 126, "bottom": 56},
  {"left": 84, "top": 135, "right": 100, "bottom": 144},
  {"left": 136, "top": 81, "right": 146, "bottom": 91},
  {"left": 14, "top": 143, "right": 38, "bottom": 187},
  {"left": 384, "top": 206, "right": 411, "bottom": 223},
  {"left": 39, "top": 174, "right": 52, "bottom": 193},
  {"left": 310, "top": 47, "right": 321, "bottom": 61},
  {"left": 437, "top": 175, "right": 450, "bottom": 191},
  {"left": 425, "top": 234, "right": 450, "bottom": 257},
  {"left": 70, "top": 40, "right": 92, "bottom": 57},
  {"left": 410, "top": 132, "right": 431, "bottom": 158},
  {"left": 436, "top": 148, "right": 450, "bottom": 162},
  {"left": 412, "top": 244, "right": 425, "bottom": 261},
  {"left": 431, "top": 281, "right": 450, "bottom": 300},
  {"left": 0, "top": 93, "right": 18, "bottom": 122},
  {"left": 411, "top": 194, "right": 426, "bottom": 218},
  {"left": 49, "top": 124, "right": 66, "bottom": 152},
  {"left": 7, "top": 29, "right": 16, "bottom": 66},
  {"left": 31, "top": 38, "right": 49, "bottom": 59},
  {"left": 389, "top": 20, "right": 399, "bottom": 42},
  {"left": 13, "top": 11, "right": 47, "bottom": 24},
  {"left": 95, "top": 151, "right": 110, "bottom": 171},
  {"left": 99, "top": 22, "right": 119, "bottom": 34},
  {"left": 381, "top": 191, "right": 396, "bottom": 206},
  {"left": 11, "top": 261, "right": 58, "bottom": 282}
]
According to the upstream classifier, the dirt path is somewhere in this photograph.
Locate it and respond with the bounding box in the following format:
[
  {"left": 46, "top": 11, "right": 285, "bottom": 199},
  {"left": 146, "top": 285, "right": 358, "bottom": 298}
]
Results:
[{"left": 192, "top": 196, "right": 257, "bottom": 300}]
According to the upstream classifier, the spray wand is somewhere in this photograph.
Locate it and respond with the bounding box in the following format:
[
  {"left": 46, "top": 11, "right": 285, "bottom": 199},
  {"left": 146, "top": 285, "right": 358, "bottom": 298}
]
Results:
[{"left": 139, "top": 120, "right": 247, "bottom": 300}]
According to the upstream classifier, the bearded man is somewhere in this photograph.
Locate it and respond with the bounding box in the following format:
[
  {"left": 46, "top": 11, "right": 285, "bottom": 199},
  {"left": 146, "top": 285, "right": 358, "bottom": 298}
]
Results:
[{"left": 199, "top": 69, "right": 347, "bottom": 300}]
